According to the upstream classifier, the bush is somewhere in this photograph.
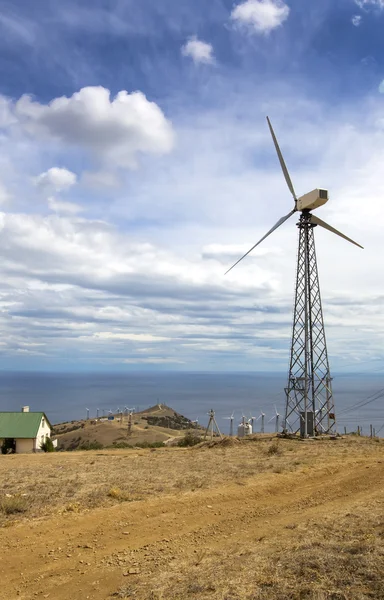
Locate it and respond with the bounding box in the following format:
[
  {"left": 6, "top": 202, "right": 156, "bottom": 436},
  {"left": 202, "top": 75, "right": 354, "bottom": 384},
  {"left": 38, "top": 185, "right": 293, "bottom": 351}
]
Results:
[
  {"left": 0, "top": 495, "right": 28, "bottom": 515},
  {"left": 1, "top": 439, "right": 15, "bottom": 454},
  {"left": 177, "top": 431, "right": 202, "bottom": 447},
  {"left": 112, "top": 442, "right": 134, "bottom": 449},
  {"left": 78, "top": 440, "right": 104, "bottom": 450},
  {"left": 135, "top": 441, "right": 165, "bottom": 449},
  {"left": 40, "top": 437, "right": 55, "bottom": 453},
  {"left": 267, "top": 441, "right": 281, "bottom": 455}
]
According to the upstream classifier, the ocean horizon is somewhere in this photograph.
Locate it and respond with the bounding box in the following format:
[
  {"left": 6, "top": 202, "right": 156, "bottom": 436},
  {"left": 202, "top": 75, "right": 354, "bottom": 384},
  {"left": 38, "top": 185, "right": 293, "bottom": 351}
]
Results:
[{"left": 0, "top": 370, "right": 383, "bottom": 436}]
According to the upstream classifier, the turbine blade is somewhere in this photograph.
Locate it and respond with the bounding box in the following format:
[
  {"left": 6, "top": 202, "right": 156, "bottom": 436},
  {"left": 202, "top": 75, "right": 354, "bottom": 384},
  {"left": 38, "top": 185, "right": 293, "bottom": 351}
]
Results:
[
  {"left": 310, "top": 215, "right": 363, "bottom": 249},
  {"left": 225, "top": 209, "right": 296, "bottom": 274},
  {"left": 267, "top": 116, "right": 297, "bottom": 202}
]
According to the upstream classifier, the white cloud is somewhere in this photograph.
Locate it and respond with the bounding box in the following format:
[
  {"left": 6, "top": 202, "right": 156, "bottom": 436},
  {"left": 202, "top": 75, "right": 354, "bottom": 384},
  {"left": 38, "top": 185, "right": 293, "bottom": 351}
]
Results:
[
  {"left": 202, "top": 243, "right": 281, "bottom": 262},
  {"left": 351, "top": 14, "right": 362, "bottom": 25},
  {"left": 0, "top": 84, "right": 383, "bottom": 372},
  {"left": 15, "top": 86, "right": 175, "bottom": 169},
  {"left": 231, "top": 0, "right": 290, "bottom": 34},
  {"left": 34, "top": 167, "right": 77, "bottom": 193},
  {"left": 0, "top": 182, "right": 11, "bottom": 205},
  {"left": 94, "top": 332, "right": 170, "bottom": 342},
  {"left": 378, "top": 80, "right": 384, "bottom": 93},
  {"left": 48, "top": 197, "right": 83, "bottom": 214},
  {"left": 181, "top": 36, "right": 215, "bottom": 65},
  {"left": 355, "top": 0, "right": 384, "bottom": 9},
  {"left": 81, "top": 170, "right": 120, "bottom": 189}
]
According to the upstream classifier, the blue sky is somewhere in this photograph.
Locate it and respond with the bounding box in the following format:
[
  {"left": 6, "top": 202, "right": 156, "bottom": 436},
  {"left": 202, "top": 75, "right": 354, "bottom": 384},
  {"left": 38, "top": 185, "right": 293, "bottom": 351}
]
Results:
[{"left": 0, "top": 0, "right": 383, "bottom": 372}]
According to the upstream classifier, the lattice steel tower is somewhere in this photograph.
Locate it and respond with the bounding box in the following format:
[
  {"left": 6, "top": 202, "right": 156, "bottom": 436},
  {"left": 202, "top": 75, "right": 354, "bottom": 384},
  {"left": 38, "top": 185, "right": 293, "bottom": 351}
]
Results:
[
  {"left": 284, "top": 212, "right": 335, "bottom": 436},
  {"left": 226, "top": 118, "right": 363, "bottom": 437}
]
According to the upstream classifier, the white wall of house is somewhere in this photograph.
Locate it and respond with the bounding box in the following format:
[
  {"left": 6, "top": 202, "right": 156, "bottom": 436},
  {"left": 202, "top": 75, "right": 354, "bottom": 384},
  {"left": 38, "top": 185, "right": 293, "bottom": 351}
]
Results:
[
  {"left": 35, "top": 416, "right": 52, "bottom": 451},
  {"left": 15, "top": 438, "right": 35, "bottom": 453}
]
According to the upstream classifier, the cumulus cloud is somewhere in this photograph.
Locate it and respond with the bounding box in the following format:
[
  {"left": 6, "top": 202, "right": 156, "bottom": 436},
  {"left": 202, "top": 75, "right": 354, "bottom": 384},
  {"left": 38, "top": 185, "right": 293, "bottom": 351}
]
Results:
[
  {"left": 34, "top": 167, "right": 77, "bottom": 193},
  {"left": 181, "top": 36, "right": 215, "bottom": 65},
  {"left": 231, "top": 0, "right": 290, "bottom": 34},
  {"left": 351, "top": 14, "right": 362, "bottom": 25},
  {"left": 15, "top": 86, "right": 175, "bottom": 169},
  {"left": 48, "top": 197, "right": 83, "bottom": 214},
  {"left": 0, "top": 83, "right": 383, "bottom": 372}
]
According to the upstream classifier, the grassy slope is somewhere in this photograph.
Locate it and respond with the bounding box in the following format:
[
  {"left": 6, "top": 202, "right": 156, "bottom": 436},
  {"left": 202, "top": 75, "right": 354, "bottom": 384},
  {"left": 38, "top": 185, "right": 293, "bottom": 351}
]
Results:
[{"left": 0, "top": 436, "right": 383, "bottom": 600}]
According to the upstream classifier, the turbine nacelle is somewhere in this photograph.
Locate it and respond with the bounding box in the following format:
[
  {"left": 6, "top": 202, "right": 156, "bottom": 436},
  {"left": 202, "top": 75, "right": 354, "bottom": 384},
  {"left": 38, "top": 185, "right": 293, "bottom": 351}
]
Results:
[
  {"left": 296, "top": 188, "right": 328, "bottom": 212},
  {"left": 224, "top": 118, "right": 363, "bottom": 275}
]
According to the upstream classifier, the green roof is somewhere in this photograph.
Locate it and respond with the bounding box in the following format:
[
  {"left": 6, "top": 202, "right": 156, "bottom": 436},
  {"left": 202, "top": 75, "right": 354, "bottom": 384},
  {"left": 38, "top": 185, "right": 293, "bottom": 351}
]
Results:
[{"left": 0, "top": 412, "right": 50, "bottom": 439}]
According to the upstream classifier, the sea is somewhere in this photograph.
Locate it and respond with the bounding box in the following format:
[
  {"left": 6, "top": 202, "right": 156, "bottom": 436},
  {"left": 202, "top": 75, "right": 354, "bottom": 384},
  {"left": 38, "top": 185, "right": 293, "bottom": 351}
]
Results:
[{"left": 0, "top": 371, "right": 383, "bottom": 436}]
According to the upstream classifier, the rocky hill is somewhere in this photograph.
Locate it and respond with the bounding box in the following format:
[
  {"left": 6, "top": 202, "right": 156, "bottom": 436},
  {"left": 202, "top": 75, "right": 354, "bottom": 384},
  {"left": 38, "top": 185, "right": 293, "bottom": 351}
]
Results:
[{"left": 52, "top": 404, "right": 198, "bottom": 451}]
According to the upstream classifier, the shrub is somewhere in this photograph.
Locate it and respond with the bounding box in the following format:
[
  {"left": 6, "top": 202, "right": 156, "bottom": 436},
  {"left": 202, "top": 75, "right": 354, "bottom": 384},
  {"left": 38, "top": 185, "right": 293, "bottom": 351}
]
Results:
[
  {"left": 108, "top": 487, "right": 122, "bottom": 499},
  {"left": 267, "top": 441, "right": 281, "bottom": 456},
  {"left": 135, "top": 441, "right": 165, "bottom": 449},
  {"left": 0, "top": 495, "right": 28, "bottom": 515},
  {"left": 78, "top": 441, "right": 104, "bottom": 450},
  {"left": 1, "top": 439, "right": 15, "bottom": 454},
  {"left": 111, "top": 442, "right": 133, "bottom": 449},
  {"left": 177, "top": 431, "right": 202, "bottom": 447},
  {"left": 40, "top": 438, "right": 55, "bottom": 453}
]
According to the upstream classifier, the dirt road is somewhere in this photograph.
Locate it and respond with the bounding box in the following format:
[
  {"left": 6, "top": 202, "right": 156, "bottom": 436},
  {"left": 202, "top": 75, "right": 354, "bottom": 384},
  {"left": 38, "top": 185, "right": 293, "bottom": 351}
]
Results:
[{"left": 1, "top": 447, "right": 383, "bottom": 600}]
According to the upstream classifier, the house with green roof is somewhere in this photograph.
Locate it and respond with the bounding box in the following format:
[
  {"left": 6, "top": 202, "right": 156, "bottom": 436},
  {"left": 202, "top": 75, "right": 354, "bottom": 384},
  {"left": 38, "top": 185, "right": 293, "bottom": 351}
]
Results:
[{"left": 0, "top": 406, "right": 54, "bottom": 453}]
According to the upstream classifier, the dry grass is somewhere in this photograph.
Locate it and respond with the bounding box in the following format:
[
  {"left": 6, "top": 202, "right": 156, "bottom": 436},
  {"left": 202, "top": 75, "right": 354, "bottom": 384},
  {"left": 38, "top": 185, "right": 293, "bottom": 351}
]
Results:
[
  {"left": 0, "top": 436, "right": 382, "bottom": 526},
  {"left": 0, "top": 495, "right": 28, "bottom": 515},
  {"left": 114, "top": 500, "right": 384, "bottom": 600}
]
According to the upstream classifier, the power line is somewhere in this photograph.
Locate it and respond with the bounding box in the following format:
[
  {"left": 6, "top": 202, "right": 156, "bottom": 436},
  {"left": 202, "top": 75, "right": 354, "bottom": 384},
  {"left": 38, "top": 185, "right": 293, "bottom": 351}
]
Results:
[{"left": 337, "top": 388, "right": 384, "bottom": 416}]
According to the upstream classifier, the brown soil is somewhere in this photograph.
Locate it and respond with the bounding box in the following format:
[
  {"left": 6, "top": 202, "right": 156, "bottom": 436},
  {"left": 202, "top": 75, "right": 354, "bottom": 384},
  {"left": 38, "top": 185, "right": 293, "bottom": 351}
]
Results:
[{"left": 0, "top": 436, "right": 383, "bottom": 600}]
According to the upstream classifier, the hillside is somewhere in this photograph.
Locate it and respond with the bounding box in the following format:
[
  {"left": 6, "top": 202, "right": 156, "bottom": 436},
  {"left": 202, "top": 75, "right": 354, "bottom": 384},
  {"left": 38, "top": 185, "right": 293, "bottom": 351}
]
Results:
[
  {"left": 0, "top": 436, "right": 383, "bottom": 599},
  {"left": 53, "top": 404, "right": 198, "bottom": 450}
]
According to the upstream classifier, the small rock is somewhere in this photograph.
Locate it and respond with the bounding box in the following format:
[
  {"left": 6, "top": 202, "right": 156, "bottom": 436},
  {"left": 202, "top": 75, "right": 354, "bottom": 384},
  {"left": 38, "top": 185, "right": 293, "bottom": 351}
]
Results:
[
  {"left": 207, "top": 505, "right": 213, "bottom": 509},
  {"left": 126, "top": 567, "right": 140, "bottom": 575}
]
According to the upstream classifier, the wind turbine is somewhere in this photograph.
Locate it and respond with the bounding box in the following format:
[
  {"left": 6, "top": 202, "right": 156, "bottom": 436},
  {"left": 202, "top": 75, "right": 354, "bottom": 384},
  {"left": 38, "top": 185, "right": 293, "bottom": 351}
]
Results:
[
  {"left": 226, "top": 117, "right": 363, "bottom": 437},
  {"left": 268, "top": 406, "right": 280, "bottom": 433},
  {"left": 257, "top": 410, "right": 265, "bottom": 434},
  {"left": 249, "top": 412, "right": 257, "bottom": 431},
  {"left": 224, "top": 411, "right": 235, "bottom": 436}
]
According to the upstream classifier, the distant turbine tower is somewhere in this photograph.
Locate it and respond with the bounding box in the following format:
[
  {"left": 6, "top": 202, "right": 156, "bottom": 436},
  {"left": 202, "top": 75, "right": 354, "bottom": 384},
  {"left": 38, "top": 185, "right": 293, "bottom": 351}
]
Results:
[
  {"left": 223, "top": 411, "right": 235, "bottom": 436},
  {"left": 249, "top": 412, "right": 257, "bottom": 431},
  {"left": 268, "top": 406, "right": 280, "bottom": 433},
  {"left": 257, "top": 410, "right": 265, "bottom": 434},
  {"left": 226, "top": 117, "right": 363, "bottom": 437}
]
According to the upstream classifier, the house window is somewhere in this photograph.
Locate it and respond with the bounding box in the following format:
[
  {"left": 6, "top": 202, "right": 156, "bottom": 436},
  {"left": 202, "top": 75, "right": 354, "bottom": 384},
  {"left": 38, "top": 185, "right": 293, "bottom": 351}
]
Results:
[{"left": 42, "top": 417, "right": 45, "bottom": 427}]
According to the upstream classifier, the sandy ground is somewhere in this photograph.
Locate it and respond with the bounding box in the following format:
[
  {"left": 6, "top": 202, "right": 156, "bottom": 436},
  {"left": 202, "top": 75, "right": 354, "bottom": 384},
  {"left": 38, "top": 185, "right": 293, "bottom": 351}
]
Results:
[{"left": 0, "top": 437, "right": 383, "bottom": 600}]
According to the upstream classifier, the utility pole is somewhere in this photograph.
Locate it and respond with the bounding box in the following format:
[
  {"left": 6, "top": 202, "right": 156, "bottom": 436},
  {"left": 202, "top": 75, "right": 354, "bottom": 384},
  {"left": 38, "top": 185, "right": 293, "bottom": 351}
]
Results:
[{"left": 204, "top": 409, "right": 222, "bottom": 441}]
